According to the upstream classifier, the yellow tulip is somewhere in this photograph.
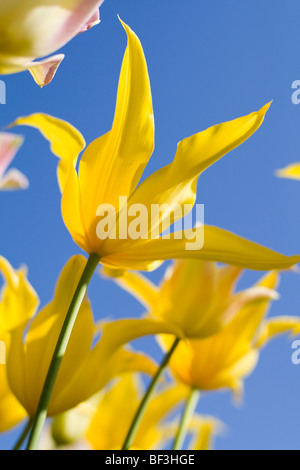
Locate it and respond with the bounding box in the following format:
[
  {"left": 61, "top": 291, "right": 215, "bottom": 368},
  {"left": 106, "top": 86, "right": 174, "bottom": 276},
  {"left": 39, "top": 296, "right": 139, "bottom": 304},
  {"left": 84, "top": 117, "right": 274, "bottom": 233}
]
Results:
[
  {"left": 162, "top": 271, "right": 300, "bottom": 397},
  {"left": 85, "top": 375, "right": 223, "bottom": 451},
  {"left": 0, "top": 133, "right": 29, "bottom": 190},
  {"left": 276, "top": 163, "right": 300, "bottom": 181},
  {"left": 55, "top": 375, "right": 188, "bottom": 450},
  {"left": 10, "top": 19, "right": 300, "bottom": 271},
  {"left": 0, "top": 256, "right": 38, "bottom": 432},
  {"left": 45, "top": 374, "right": 221, "bottom": 451},
  {"left": 5, "top": 255, "right": 156, "bottom": 419},
  {"left": 101, "top": 260, "right": 279, "bottom": 341},
  {"left": 0, "top": 0, "right": 104, "bottom": 86},
  {"left": 188, "top": 416, "right": 224, "bottom": 451}
]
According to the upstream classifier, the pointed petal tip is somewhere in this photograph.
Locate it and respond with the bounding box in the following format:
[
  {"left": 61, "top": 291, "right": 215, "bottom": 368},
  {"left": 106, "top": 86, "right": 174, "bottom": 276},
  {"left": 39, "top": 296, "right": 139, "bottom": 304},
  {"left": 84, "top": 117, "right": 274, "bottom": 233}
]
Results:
[
  {"left": 259, "top": 101, "right": 272, "bottom": 116},
  {"left": 27, "top": 54, "right": 65, "bottom": 87},
  {"left": 117, "top": 15, "right": 132, "bottom": 35},
  {"left": 275, "top": 164, "right": 300, "bottom": 181}
]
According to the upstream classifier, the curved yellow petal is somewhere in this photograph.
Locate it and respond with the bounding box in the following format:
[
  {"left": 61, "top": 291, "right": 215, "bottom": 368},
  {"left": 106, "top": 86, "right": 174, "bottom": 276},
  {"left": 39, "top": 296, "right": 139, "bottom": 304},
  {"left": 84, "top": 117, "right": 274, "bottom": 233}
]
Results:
[
  {"left": 101, "top": 225, "right": 300, "bottom": 271},
  {"left": 10, "top": 113, "right": 86, "bottom": 191},
  {"left": 189, "top": 416, "right": 224, "bottom": 451},
  {"left": 0, "top": 366, "right": 27, "bottom": 432},
  {"left": 78, "top": 19, "right": 154, "bottom": 249},
  {"left": 124, "top": 103, "right": 270, "bottom": 238},
  {"left": 0, "top": 256, "right": 39, "bottom": 332},
  {"left": 7, "top": 255, "right": 95, "bottom": 417},
  {"left": 276, "top": 163, "right": 300, "bottom": 181},
  {"left": 61, "top": 164, "right": 91, "bottom": 253},
  {"left": 96, "top": 318, "right": 183, "bottom": 360},
  {"left": 256, "top": 316, "right": 300, "bottom": 348},
  {"left": 86, "top": 375, "right": 142, "bottom": 450},
  {"left": 50, "top": 347, "right": 157, "bottom": 417}
]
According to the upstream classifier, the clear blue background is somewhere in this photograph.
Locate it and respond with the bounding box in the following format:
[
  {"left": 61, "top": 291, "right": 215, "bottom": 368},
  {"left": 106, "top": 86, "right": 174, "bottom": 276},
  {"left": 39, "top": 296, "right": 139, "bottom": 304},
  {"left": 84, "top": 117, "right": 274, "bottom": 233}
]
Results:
[{"left": 1, "top": 0, "right": 300, "bottom": 450}]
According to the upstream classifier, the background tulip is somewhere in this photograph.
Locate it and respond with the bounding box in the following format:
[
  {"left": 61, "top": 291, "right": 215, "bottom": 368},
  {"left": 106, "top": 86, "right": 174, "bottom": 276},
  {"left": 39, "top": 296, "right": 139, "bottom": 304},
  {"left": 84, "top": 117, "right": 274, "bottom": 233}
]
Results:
[
  {"left": 0, "top": 133, "right": 28, "bottom": 190},
  {"left": 0, "top": 0, "right": 104, "bottom": 86},
  {"left": 163, "top": 271, "right": 300, "bottom": 397},
  {"left": 0, "top": 256, "right": 38, "bottom": 432},
  {"left": 6, "top": 256, "right": 156, "bottom": 418}
]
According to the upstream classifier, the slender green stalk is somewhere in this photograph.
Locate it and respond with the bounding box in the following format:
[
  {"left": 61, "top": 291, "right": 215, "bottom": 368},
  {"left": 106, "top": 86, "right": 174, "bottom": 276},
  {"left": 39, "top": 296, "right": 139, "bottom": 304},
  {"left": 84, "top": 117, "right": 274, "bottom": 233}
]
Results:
[
  {"left": 122, "top": 337, "right": 180, "bottom": 450},
  {"left": 172, "top": 388, "right": 200, "bottom": 450},
  {"left": 26, "top": 253, "right": 100, "bottom": 451},
  {"left": 13, "top": 419, "right": 33, "bottom": 450}
]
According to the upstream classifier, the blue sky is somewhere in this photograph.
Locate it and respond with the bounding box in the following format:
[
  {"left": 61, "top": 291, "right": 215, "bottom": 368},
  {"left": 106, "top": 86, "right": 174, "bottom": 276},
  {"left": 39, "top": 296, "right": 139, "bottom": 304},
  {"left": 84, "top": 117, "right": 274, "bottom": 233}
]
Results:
[{"left": 1, "top": 0, "right": 300, "bottom": 450}]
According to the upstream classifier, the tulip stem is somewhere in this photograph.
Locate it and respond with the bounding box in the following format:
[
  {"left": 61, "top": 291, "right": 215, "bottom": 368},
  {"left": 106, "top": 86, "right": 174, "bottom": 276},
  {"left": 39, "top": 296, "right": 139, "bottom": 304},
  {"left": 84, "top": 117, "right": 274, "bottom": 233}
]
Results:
[
  {"left": 172, "top": 388, "right": 200, "bottom": 450},
  {"left": 13, "top": 419, "right": 33, "bottom": 450},
  {"left": 26, "top": 253, "right": 100, "bottom": 451},
  {"left": 122, "top": 337, "right": 180, "bottom": 450}
]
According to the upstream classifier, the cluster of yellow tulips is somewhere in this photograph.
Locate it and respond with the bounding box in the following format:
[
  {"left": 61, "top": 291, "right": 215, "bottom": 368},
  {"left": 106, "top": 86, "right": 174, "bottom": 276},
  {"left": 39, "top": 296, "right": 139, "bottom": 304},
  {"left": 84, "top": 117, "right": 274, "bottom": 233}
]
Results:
[{"left": 1, "top": 1, "right": 300, "bottom": 451}]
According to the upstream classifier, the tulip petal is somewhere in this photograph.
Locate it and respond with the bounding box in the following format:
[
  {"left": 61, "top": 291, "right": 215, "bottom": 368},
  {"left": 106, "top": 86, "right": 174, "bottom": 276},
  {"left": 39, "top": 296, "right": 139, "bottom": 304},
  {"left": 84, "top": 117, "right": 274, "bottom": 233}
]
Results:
[
  {"left": 0, "top": 1, "right": 104, "bottom": 73},
  {"left": 10, "top": 113, "right": 86, "bottom": 191},
  {"left": 86, "top": 374, "right": 142, "bottom": 450},
  {"left": 27, "top": 54, "right": 65, "bottom": 87},
  {"left": 276, "top": 163, "right": 300, "bottom": 181},
  {"left": 78, "top": 9, "right": 101, "bottom": 33},
  {"left": 0, "top": 132, "right": 24, "bottom": 177},
  {"left": 256, "top": 316, "right": 300, "bottom": 348},
  {"left": 78, "top": 19, "right": 154, "bottom": 246},
  {"left": 97, "top": 318, "right": 183, "bottom": 360},
  {"left": 101, "top": 225, "right": 300, "bottom": 271},
  {"left": 223, "top": 286, "right": 279, "bottom": 324},
  {"left": 189, "top": 416, "right": 223, "bottom": 451},
  {"left": 124, "top": 103, "right": 270, "bottom": 238},
  {"left": 51, "top": 347, "right": 157, "bottom": 417},
  {"left": 0, "top": 168, "right": 29, "bottom": 191},
  {"left": 0, "top": 256, "right": 39, "bottom": 332},
  {"left": 50, "top": 1, "right": 104, "bottom": 54},
  {"left": 7, "top": 255, "right": 94, "bottom": 417},
  {"left": 0, "top": 367, "right": 27, "bottom": 432},
  {"left": 10, "top": 113, "right": 90, "bottom": 250}
]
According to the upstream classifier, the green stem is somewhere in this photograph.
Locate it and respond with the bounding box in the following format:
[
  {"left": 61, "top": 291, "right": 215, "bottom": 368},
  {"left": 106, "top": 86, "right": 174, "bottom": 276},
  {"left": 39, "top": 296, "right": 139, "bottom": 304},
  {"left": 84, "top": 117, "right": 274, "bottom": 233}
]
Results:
[
  {"left": 172, "top": 388, "right": 200, "bottom": 450},
  {"left": 122, "top": 337, "right": 180, "bottom": 450},
  {"left": 26, "top": 253, "right": 100, "bottom": 451},
  {"left": 13, "top": 419, "right": 33, "bottom": 450}
]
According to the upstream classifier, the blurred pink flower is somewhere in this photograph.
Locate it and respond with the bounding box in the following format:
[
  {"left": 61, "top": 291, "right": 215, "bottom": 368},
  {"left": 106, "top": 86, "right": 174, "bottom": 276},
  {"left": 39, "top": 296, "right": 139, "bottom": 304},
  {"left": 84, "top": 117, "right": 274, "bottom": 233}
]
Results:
[
  {"left": 0, "top": 0, "right": 104, "bottom": 86},
  {"left": 0, "top": 133, "right": 28, "bottom": 190}
]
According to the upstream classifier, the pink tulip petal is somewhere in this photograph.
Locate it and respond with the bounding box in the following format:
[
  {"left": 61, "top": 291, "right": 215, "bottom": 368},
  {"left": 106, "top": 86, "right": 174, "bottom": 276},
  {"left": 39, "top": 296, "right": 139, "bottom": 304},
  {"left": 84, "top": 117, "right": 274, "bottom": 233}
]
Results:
[
  {"left": 78, "top": 9, "right": 101, "bottom": 34},
  {"left": 0, "top": 168, "right": 29, "bottom": 191},
  {"left": 27, "top": 54, "right": 65, "bottom": 87},
  {"left": 52, "top": 1, "right": 105, "bottom": 53},
  {"left": 0, "top": 133, "right": 24, "bottom": 177}
]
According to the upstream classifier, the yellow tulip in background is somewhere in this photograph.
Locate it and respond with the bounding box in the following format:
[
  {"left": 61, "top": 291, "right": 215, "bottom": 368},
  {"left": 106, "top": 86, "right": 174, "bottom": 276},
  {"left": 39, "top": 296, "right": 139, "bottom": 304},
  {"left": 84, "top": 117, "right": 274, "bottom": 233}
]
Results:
[
  {"left": 0, "top": 256, "right": 38, "bottom": 432},
  {"left": 100, "top": 262, "right": 300, "bottom": 449},
  {"left": 277, "top": 163, "right": 300, "bottom": 181},
  {"left": 32, "top": 375, "right": 221, "bottom": 451},
  {"left": 156, "top": 270, "right": 300, "bottom": 446},
  {"left": 0, "top": 256, "right": 156, "bottom": 430},
  {"left": 102, "top": 260, "right": 280, "bottom": 341},
  {"left": 51, "top": 375, "right": 189, "bottom": 450},
  {"left": 0, "top": 0, "right": 104, "bottom": 86}
]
